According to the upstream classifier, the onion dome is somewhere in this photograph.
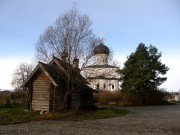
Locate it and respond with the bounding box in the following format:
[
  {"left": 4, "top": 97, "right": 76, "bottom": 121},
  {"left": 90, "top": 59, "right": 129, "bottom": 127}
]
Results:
[{"left": 94, "top": 43, "right": 110, "bottom": 55}]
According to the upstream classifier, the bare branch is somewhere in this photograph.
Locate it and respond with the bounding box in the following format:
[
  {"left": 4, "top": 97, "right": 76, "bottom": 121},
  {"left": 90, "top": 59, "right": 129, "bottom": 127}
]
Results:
[
  {"left": 11, "top": 63, "right": 33, "bottom": 89},
  {"left": 35, "top": 7, "right": 95, "bottom": 68}
]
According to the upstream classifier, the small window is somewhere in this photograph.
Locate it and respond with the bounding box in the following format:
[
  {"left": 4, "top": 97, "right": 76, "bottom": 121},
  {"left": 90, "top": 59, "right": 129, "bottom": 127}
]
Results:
[
  {"left": 96, "top": 83, "right": 99, "bottom": 90},
  {"left": 104, "top": 84, "right": 106, "bottom": 89},
  {"left": 112, "top": 84, "right": 114, "bottom": 89},
  {"left": 103, "top": 58, "right": 105, "bottom": 62}
]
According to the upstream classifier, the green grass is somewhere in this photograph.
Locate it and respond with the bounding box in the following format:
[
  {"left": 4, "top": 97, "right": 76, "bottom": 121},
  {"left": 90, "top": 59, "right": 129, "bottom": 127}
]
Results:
[
  {"left": 0, "top": 105, "right": 36, "bottom": 125},
  {"left": 0, "top": 105, "right": 128, "bottom": 125},
  {"left": 75, "top": 109, "right": 128, "bottom": 120}
]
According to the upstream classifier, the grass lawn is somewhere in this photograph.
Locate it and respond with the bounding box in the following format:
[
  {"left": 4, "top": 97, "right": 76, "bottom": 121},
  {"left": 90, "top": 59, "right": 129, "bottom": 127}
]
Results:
[
  {"left": 0, "top": 105, "right": 128, "bottom": 125},
  {"left": 0, "top": 105, "right": 33, "bottom": 125}
]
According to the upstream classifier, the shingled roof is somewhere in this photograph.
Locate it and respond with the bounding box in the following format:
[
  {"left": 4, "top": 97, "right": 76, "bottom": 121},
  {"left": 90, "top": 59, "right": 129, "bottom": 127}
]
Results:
[
  {"left": 22, "top": 56, "right": 90, "bottom": 91},
  {"left": 49, "top": 56, "right": 89, "bottom": 84},
  {"left": 22, "top": 62, "right": 62, "bottom": 87}
]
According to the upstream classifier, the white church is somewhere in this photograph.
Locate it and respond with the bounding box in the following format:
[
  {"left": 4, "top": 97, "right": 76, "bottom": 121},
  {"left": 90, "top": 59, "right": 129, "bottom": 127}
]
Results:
[{"left": 83, "top": 42, "right": 120, "bottom": 91}]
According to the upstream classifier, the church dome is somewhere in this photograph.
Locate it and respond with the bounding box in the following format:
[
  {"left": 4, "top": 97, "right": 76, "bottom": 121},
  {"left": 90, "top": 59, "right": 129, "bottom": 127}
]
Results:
[{"left": 94, "top": 43, "right": 110, "bottom": 55}]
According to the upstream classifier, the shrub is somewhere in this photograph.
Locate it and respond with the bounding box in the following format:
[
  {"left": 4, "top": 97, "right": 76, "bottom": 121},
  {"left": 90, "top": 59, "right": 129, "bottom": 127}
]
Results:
[
  {"left": 120, "top": 89, "right": 169, "bottom": 106},
  {"left": 0, "top": 91, "right": 11, "bottom": 105},
  {"left": 11, "top": 89, "right": 28, "bottom": 105},
  {"left": 4, "top": 98, "right": 11, "bottom": 107},
  {"left": 0, "top": 90, "right": 28, "bottom": 106},
  {"left": 93, "top": 90, "right": 121, "bottom": 105}
]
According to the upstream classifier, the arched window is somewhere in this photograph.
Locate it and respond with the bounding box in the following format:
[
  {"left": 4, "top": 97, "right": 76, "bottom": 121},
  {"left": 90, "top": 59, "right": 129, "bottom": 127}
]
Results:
[
  {"left": 103, "top": 58, "right": 105, "bottom": 62},
  {"left": 96, "top": 83, "right": 99, "bottom": 90},
  {"left": 112, "top": 84, "right": 114, "bottom": 89}
]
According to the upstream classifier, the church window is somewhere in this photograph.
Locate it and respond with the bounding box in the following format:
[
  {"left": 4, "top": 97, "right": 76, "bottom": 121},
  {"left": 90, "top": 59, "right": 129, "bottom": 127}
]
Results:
[
  {"left": 96, "top": 83, "right": 99, "bottom": 90},
  {"left": 112, "top": 84, "right": 114, "bottom": 89},
  {"left": 104, "top": 84, "right": 106, "bottom": 89}
]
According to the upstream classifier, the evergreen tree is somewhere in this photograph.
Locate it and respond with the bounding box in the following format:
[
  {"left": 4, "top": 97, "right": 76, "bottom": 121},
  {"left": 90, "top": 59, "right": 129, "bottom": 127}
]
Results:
[{"left": 120, "top": 43, "right": 169, "bottom": 94}]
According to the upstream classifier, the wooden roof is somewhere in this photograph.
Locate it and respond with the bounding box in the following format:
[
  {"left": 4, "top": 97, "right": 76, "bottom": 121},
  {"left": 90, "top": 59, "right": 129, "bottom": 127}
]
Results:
[
  {"left": 22, "top": 56, "right": 91, "bottom": 91},
  {"left": 22, "top": 62, "right": 59, "bottom": 87},
  {"left": 49, "top": 56, "right": 89, "bottom": 84}
]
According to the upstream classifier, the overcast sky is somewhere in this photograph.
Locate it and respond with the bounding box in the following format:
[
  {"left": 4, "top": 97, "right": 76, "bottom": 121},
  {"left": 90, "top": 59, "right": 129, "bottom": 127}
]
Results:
[{"left": 0, "top": 0, "right": 180, "bottom": 91}]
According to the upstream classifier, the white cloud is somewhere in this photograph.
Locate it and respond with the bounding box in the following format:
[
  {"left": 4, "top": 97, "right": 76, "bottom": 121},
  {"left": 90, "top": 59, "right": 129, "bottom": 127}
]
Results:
[
  {"left": 160, "top": 55, "right": 180, "bottom": 92},
  {"left": 0, "top": 58, "right": 31, "bottom": 90}
]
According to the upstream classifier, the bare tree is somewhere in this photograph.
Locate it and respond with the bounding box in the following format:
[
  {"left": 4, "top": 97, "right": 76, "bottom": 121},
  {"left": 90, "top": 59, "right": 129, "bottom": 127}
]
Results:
[
  {"left": 11, "top": 63, "right": 33, "bottom": 90},
  {"left": 35, "top": 6, "right": 100, "bottom": 110},
  {"left": 35, "top": 6, "right": 98, "bottom": 69},
  {"left": 34, "top": 6, "right": 118, "bottom": 110}
]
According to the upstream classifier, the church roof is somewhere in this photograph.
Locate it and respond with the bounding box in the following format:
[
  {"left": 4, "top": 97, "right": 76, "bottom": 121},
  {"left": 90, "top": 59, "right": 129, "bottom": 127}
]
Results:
[
  {"left": 94, "top": 43, "right": 110, "bottom": 55},
  {"left": 87, "top": 76, "right": 119, "bottom": 80},
  {"left": 22, "top": 62, "right": 60, "bottom": 87},
  {"left": 84, "top": 64, "right": 118, "bottom": 68}
]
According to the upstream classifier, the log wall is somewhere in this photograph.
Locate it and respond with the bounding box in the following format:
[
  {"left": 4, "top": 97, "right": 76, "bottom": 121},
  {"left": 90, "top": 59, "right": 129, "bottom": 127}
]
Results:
[{"left": 32, "top": 72, "right": 51, "bottom": 111}]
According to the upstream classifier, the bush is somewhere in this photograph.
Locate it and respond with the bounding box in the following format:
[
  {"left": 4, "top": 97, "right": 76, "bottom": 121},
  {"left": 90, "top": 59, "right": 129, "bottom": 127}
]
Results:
[
  {"left": 0, "top": 90, "right": 28, "bottom": 106},
  {"left": 11, "top": 89, "right": 28, "bottom": 105},
  {"left": 120, "top": 89, "right": 169, "bottom": 106},
  {"left": 93, "top": 90, "right": 121, "bottom": 105},
  {"left": 5, "top": 98, "right": 11, "bottom": 107},
  {"left": 0, "top": 91, "right": 11, "bottom": 105},
  {"left": 93, "top": 89, "right": 169, "bottom": 106}
]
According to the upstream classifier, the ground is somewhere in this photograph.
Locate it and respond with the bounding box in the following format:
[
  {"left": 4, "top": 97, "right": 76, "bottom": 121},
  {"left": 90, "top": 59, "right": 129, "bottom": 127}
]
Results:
[{"left": 1, "top": 103, "right": 180, "bottom": 135}]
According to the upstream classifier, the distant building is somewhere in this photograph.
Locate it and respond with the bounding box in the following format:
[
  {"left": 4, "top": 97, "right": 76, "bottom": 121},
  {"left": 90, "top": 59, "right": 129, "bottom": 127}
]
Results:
[
  {"left": 22, "top": 55, "right": 93, "bottom": 112},
  {"left": 174, "top": 91, "right": 180, "bottom": 101},
  {"left": 168, "top": 91, "right": 180, "bottom": 102},
  {"left": 83, "top": 42, "right": 120, "bottom": 91}
]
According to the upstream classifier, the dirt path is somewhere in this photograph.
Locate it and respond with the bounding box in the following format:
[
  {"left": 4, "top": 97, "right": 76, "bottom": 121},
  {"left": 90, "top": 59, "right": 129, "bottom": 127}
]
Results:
[{"left": 0, "top": 103, "right": 180, "bottom": 135}]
